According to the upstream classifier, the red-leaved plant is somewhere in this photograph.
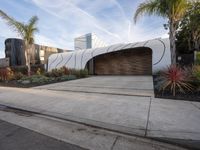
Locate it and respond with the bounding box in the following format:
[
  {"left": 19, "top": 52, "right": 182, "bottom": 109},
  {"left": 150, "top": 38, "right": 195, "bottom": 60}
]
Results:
[
  {"left": 158, "top": 65, "right": 193, "bottom": 96},
  {"left": 0, "top": 67, "right": 14, "bottom": 81}
]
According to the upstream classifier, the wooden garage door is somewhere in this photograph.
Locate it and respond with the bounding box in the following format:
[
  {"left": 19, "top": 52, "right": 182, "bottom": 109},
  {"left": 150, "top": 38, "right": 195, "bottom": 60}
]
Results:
[{"left": 94, "top": 48, "right": 152, "bottom": 75}]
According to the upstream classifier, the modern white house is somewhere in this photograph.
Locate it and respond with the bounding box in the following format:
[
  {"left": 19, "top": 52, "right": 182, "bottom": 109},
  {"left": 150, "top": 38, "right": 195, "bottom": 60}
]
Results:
[{"left": 48, "top": 35, "right": 171, "bottom": 75}]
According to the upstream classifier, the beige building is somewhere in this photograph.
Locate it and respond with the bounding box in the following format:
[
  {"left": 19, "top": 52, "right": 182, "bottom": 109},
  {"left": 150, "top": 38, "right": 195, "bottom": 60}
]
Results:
[{"left": 5, "top": 38, "right": 70, "bottom": 66}]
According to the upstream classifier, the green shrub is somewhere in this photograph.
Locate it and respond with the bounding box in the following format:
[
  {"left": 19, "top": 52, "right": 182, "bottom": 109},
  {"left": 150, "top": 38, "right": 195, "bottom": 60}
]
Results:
[
  {"left": 79, "top": 69, "right": 89, "bottom": 78},
  {"left": 13, "top": 72, "right": 24, "bottom": 80},
  {"left": 69, "top": 68, "right": 88, "bottom": 78},
  {"left": 69, "top": 69, "right": 80, "bottom": 77},
  {"left": 153, "top": 70, "right": 162, "bottom": 76},
  {"left": 44, "top": 71, "right": 51, "bottom": 77},
  {"left": 45, "top": 66, "right": 88, "bottom": 78},
  {"left": 195, "top": 52, "right": 200, "bottom": 65},
  {"left": 31, "top": 64, "right": 45, "bottom": 73},
  {"left": 192, "top": 65, "right": 200, "bottom": 81},
  {"left": 51, "top": 68, "right": 64, "bottom": 77},
  {"left": 11, "top": 66, "right": 28, "bottom": 75},
  {"left": 192, "top": 65, "right": 200, "bottom": 90},
  {"left": 18, "top": 75, "right": 52, "bottom": 84},
  {"left": 59, "top": 75, "right": 77, "bottom": 81},
  {"left": 31, "top": 75, "right": 49, "bottom": 84},
  {"left": 46, "top": 66, "right": 69, "bottom": 78},
  {"left": 11, "top": 65, "right": 45, "bottom": 76}
]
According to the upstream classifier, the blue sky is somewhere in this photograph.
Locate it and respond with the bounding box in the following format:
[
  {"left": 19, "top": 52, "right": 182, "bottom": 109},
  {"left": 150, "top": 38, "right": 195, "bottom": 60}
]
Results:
[{"left": 0, "top": 0, "right": 168, "bottom": 58}]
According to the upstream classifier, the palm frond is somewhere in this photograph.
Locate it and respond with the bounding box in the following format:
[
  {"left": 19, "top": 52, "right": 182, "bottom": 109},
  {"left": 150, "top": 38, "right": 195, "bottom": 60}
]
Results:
[
  {"left": 28, "top": 16, "right": 39, "bottom": 28},
  {"left": 0, "top": 10, "right": 25, "bottom": 37},
  {"left": 171, "top": 0, "right": 188, "bottom": 21},
  {"left": 134, "top": 0, "right": 167, "bottom": 23}
]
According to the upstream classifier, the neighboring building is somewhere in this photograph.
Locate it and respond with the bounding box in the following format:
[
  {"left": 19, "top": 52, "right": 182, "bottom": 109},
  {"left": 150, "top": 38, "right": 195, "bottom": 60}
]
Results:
[
  {"left": 0, "top": 58, "right": 9, "bottom": 68},
  {"left": 5, "top": 38, "right": 69, "bottom": 66},
  {"left": 5, "top": 38, "right": 25, "bottom": 66},
  {"left": 74, "top": 33, "right": 107, "bottom": 50},
  {"left": 48, "top": 38, "right": 171, "bottom": 75}
]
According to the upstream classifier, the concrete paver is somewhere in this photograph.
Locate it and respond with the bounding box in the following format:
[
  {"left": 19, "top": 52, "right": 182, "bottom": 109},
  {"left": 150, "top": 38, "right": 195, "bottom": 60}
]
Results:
[
  {"left": 0, "top": 87, "right": 150, "bottom": 136},
  {"left": 34, "top": 76, "right": 154, "bottom": 96},
  {"left": 148, "top": 98, "right": 200, "bottom": 140},
  {"left": 35, "top": 76, "right": 153, "bottom": 89}
]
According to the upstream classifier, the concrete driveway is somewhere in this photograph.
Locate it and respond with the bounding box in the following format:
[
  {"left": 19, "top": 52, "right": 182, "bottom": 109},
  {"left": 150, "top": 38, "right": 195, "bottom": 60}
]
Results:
[
  {"left": 34, "top": 76, "right": 154, "bottom": 97},
  {"left": 0, "top": 76, "right": 200, "bottom": 143}
]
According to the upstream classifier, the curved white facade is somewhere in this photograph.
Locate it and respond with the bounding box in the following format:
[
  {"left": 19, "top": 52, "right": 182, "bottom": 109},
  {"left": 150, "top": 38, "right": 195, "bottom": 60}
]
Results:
[{"left": 48, "top": 38, "right": 171, "bottom": 73}]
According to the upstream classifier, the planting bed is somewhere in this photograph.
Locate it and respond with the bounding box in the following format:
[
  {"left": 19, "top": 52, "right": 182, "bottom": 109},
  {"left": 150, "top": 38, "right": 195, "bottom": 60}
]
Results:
[
  {"left": 0, "top": 75, "right": 78, "bottom": 88},
  {"left": 153, "top": 75, "right": 200, "bottom": 101}
]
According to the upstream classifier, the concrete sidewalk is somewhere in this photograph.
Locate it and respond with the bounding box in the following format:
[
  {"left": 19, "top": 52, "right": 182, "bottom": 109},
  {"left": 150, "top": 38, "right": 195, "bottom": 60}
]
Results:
[{"left": 0, "top": 86, "right": 199, "bottom": 142}]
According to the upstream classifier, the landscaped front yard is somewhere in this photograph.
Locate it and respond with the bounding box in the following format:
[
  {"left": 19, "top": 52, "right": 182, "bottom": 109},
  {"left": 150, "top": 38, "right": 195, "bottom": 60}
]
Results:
[
  {"left": 0, "top": 66, "right": 89, "bottom": 88},
  {"left": 1, "top": 64, "right": 200, "bottom": 102}
]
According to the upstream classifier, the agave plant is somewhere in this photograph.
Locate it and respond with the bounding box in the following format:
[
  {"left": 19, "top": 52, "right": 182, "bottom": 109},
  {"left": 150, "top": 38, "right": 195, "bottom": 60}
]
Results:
[{"left": 158, "top": 65, "right": 193, "bottom": 96}]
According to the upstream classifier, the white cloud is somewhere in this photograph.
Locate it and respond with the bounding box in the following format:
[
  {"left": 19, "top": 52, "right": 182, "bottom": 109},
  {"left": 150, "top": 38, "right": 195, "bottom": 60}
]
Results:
[
  {"left": 30, "top": 0, "right": 168, "bottom": 48},
  {"left": 30, "top": 0, "right": 135, "bottom": 46},
  {"left": 0, "top": 0, "right": 168, "bottom": 53}
]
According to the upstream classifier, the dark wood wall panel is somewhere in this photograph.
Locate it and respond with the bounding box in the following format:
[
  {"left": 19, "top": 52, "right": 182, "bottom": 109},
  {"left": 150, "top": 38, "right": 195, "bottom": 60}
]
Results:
[{"left": 94, "top": 48, "right": 152, "bottom": 75}]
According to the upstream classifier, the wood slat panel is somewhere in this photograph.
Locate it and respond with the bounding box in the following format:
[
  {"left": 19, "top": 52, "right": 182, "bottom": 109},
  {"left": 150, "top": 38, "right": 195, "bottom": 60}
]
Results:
[{"left": 94, "top": 48, "right": 152, "bottom": 75}]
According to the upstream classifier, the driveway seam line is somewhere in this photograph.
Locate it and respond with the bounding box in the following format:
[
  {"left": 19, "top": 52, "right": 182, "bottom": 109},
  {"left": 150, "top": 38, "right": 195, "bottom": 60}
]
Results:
[
  {"left": 43, "top": 85, "right": 153, "bottom": 90},
  {"left": 45, "top": 89, "right": 152, "bottom": 98},
  {"left": 145, "top": 96, "right": 152, "bottom": 136},
  {"left": 190, "top": 102, "right": 200, "bottom": 111},
  {"left": 110, "top": 136, "right": 119, "bottom": 150}
]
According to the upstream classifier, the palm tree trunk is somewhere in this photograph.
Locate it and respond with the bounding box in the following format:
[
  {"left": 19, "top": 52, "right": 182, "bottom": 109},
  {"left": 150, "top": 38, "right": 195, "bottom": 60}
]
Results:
[
  {"left": 169, "top": 20, "right": 177, "bottom": 65},
  {"left": 25, "top": 45, "right": 31, "bottom": 76},
  {"left": 27, "top": 55, "right": 31, "bottom": 76},
  {"left": 188, "top": 36, "right": 192, "bottom": 51},
  {"left": 193, "top": 31, "right": 200, "bottom": 51}
]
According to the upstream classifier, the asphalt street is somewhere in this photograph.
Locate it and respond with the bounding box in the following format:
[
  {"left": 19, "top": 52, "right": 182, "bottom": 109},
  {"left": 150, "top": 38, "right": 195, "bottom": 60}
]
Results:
[{"left": 0, "top": 120, "right": 87, "bottom": 150}]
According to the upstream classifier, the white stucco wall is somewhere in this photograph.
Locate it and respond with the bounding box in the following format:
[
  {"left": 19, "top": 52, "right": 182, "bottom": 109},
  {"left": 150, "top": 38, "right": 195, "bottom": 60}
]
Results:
[{"left": 48, "top": 38, "right": 171, "bottom": 73}]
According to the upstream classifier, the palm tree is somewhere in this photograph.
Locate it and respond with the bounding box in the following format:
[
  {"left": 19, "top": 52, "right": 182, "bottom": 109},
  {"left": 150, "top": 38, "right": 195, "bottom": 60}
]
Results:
[
  {"left": 134, "top": 0, "right": 189, "bottom": 65},
  {"left": 0, "top": 10, "right": 39, "bottom": 76}
]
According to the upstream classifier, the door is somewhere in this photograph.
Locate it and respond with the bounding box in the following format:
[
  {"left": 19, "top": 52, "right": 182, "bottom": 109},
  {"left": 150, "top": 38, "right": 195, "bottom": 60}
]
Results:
[{"left": 94, "top": 48, "right": 152, "bottom": 75}]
